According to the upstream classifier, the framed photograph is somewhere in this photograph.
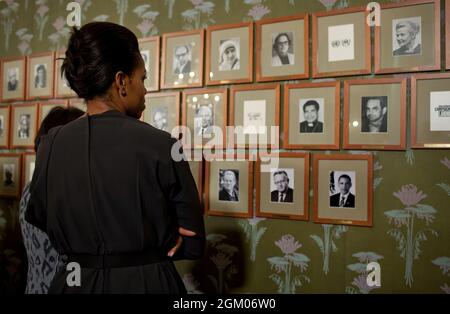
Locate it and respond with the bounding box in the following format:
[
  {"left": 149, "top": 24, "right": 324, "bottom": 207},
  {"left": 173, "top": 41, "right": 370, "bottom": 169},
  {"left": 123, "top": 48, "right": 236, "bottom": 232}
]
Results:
[
  {"left": 284, "top": 81, "right": 340, "bottom": 150},
  {"left": 22, "top": 152, "right": 36, "bottom": 187},
  {"left": 411, "top": 73, "right": 450, "bottom": 148},
  {"left": 446, "top": 0, "right": 450, "bottom": 70},
  {"left": 374, "top": 0, "right": 440, "bottom": 74},
  {"left": 26, "top": 52, "right": 55, "bottom": 100},
  {"left": 256, "top": 14, "right": 309, "bottom": 82},
  {"left": 182, "top": 88, "right": 227, "bottom": 149},
  {"left": 139, "top": 36, "right": 160, "bottom": 92},
  {"left": 0, "top": 105, "right": 11, "bottom": 149},
  {"left": 312, "top": 6, "right": 370, "bottom": 78},
  {"left": 38, "top": 100, "right": 68, "bottom": 125},
  {"left": 205, "top": 155, "right": 253, "bottom": 218},
  {"left": 1, "top": 56, "right": 26, "bottom": 102},
  {"left": 313, "top": 154, "right": 373, "bottom": 227},
  {"left": 54, "top": 52, "right": 77, "bottom": 98},
  {"left": 256, "top": 152, "right": 310, "bottom": 221},
  {"left": 161, "top": 30, "right": 204, "bottom": 89},
  {"left": 68, "top": 98, "right": 86, "bottom": 112},
  {"left": 344, "top": 78, "right": 407, "bottom": 150},
  {"left": 188, "top": 160, "right": 203, "bottom": 202},
  {"left": 230, "top": 84, "right": 280, "bottom": 148},
  {"left": 142, "top": 92, "right": 180, "bottom": 135},
  {"left": 0, "top": 154, "right": 22, "bottom": 198},
  {"left": 206, "top": 22, "right": 253, "bottom": 86},
  {"left": 10, "top": 103, "right": 38, "bottom": 149}
]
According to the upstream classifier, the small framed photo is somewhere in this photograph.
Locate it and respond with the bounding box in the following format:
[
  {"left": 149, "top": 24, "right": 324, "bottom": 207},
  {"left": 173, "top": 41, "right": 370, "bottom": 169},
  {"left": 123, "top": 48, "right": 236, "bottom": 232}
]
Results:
[
  {"left": 284, "top": 81, "right": 340, "bottom": 150},
  {"left": 256, "top": 14, "right": 309, "bottom": 82},
  {"left": 161, "top": 30, "right": 204, "bottom": 89},
  {"left": 68, "top": 98, "right": 86, "bottom": 112},
  {"left": 55, "top": 52, "right": 77, "bottom": 98},
  {"left": 411, "top": 73, "right": 450, "bottom": 148},
  {"left": 313, "top": 154, "right": 373, "bottom": 227},
  {"left": 0, "top": 105, "right": 11, "bottom": 149},
  {"left": 256, "top": 152, "right": 310, "bottom": 221},
  {"left": 312, "top": 6, "right": 371, "bottom": 78},
  {"left": 374, "top": 0, "right": 440, "bottom": 74},
  {"left": 205, "top": 155, "right": 253, "bottom": 218},
  {"left": 446, "top": 0, "right": 450, "bottom": 70},
  {"left": 1, "top": 56, "right": 26, "bottom": 102},
  {"left": 182, "top": 88, "right": 227, "bottom": 149},
  {"left": 139, "top": 36, "right": 160, "bottom": 92},
  {"left": 10, "top": 103, "right": 38, "bottom": 149},
  {"left": 0, "top": 153, "right": 22, "bottom": 199},
  {"left": 230, "top": 84, "right": 280, "bottom": 148},
  {"left": 22, "top": 152, "right": 36, "bottom": 187},
  {"left": 344, "top": 78, "right": 407, "bottom": 150},
  {"left": 38, "top": 100, "right": 69, "bottom": 125},
  {"left": 188, "top": 160, "right": 203, "bottom": 202},
  {"left": 142, "top": 92, "right": 180, "bottom": 135},
  {"left": 26, "top": 52, "right": 55, "bottom": 100},
  {"left": 206, "top": 22, "right": 253, "bottom": 85}
]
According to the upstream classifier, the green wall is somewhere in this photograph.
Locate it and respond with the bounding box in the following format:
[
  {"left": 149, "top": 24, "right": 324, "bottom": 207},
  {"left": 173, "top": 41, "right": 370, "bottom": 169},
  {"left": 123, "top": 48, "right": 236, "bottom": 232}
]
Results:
[{"left": 0, "top": 0, "right": 449, "bottom": 294}]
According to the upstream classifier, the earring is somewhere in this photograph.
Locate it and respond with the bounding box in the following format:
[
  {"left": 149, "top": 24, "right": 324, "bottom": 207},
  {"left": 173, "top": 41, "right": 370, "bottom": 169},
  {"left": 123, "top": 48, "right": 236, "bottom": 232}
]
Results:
[{"left": 121, "top": 89, "right": 127, "bottom": 97}]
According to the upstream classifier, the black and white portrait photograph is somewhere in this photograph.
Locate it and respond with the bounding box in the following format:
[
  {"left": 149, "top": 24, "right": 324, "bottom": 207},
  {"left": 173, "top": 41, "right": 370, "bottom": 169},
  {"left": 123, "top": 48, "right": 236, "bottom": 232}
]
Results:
[
  {"left": 329, "top": 171, "right": 356, "bottom": 208},
  {"left": 429, "top": 91, "right": 450, "bottom": 131},
  {"left": 194, "top": 104, "right": 214, "bottom": 137},
  {"left": 299, "top": 98, "right": 324, "bottom": 133},
  {"left": 361, "top": 96, "right": 388, "bottom": 133},
  {"left": 270, "top": 168, "right": 294, "bottom": 203},
  {"left": 34, "top": 64, "right": 47, "bottom": 89},
  {"left": 7, "top": 67, "right": 19, "bottom": 92},
  {"left": 17, "top": 114, "right": 30, "bottom": 139},
  {"left": 243, "top": 100, "right": 266, "bottom": 134},
  {"left": 173, "top": 44, "right": 192, "bottom": 75},
  {"left": 271, "top": 32, "right": 294, "bottom": 66},
  {"left": 219, "top": 38, "right": 240, "bottom": 71},
  {"left": 328, "top": 23, "right": 355, "bottom": 62},
  {"left": 2, "top": 164, "right": 15, "bottom": 188},
  {"left": 141, "top": 50, "right": 150, "bottom": 74},
  {"left": 392, "top": 17, "right": 422, "bottom": 56},
  {"left": 218, "top": 169, "right": 239, "bottom": 202},
  {"left": 150, "top": 106, "right": 168, "bottom": 132}
]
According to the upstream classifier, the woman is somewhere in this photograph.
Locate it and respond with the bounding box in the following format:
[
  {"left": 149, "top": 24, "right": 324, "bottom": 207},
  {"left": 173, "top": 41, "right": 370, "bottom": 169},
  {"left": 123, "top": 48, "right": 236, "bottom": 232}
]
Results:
[
  {"left": 218, "top": 40, "right": 240, "bottom": 71},
  {"left": 25, "top": 22, "right": 205, "bottom": 293}
]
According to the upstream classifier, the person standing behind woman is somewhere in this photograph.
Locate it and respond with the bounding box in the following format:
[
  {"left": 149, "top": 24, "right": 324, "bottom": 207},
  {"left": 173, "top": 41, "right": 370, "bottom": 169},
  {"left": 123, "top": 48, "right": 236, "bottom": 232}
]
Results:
[
  {"left": 19, "top": 106, "right": 84, "bottom": 294},
  {"left": 25, "top": 22, "right": 205, "bottom": 294}
]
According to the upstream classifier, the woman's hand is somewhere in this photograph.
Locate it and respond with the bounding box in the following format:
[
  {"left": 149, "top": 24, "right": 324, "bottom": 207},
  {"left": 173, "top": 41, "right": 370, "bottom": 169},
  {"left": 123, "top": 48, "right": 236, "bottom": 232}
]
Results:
[{"left": 167, "top": 227, "right": 196, "bottom": 257}]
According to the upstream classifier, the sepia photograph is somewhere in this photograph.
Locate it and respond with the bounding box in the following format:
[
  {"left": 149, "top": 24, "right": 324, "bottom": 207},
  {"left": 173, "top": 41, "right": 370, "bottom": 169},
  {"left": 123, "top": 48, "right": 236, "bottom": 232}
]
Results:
[
  {"left": 270, "top": 168, "right": 294, "bottom": 203},
  {"left": 361, "top": 96, "right": 388, "bottom": 133},
  {"left": 271, "top": 32, "right": 295, "bottom": 66},
  {"left": 218, "top": 169, "right": 239, "bottom": 202},
  {"left": 392, "top": 17, "right": 422, "bottom": 56},
  {"left": 329, "top": 170, "right": 356, "bottom": 209},
  {"left": 194, "top": 103, "right": 215, "bottom": 137},
  {"left": 219, "top": 38, "right": 240, "bottom": 71},
  {"left": 173, "top": 44, "right": 192, "bottom": 75},
  {"left": 34, "top": 64, "right": 47, "bottom": 89},
  {"left": 299, "top": 98, "right": 324, "bottom": 133}
]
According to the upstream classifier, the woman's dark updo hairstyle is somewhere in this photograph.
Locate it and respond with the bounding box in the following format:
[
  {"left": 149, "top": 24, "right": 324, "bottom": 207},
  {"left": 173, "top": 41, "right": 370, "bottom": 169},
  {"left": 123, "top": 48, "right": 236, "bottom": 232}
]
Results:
[{"left": 61, "top": 22, "right": 141, "bottom": 100}]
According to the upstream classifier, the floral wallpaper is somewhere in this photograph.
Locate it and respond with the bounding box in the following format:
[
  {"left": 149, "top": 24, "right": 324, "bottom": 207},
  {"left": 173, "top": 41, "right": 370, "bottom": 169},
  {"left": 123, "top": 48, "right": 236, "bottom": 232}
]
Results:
[{"left": 0, "top": 0, "right": 449, "bottom": 294}]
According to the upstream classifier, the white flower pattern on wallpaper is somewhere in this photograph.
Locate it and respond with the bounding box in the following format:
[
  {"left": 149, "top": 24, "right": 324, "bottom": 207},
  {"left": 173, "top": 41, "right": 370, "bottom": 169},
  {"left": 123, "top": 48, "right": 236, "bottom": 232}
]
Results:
[
  {"left": 114, "top": 0, "right": 128, "bottom": 26},
  {"left": 345, "top": 252, "right": 384, "bottom": 294},
  {"left": 182, "top": 0, "right": 215, "bottom": 31},
  {"left": 373, "top": 159, "right": 383, "bottom": 190},
  {"left": 310, "top": 224, "right": 347, "bottom": 274},
  {"left": 437, "top": 157, "right": 450, "bottom": 196},
  {"left": 16, "top": 28, "right": 33, "bottom": 55},
  {"left": 238, "top": 216, "right": 267, "bottom": 262},
  {"left": 165, "top": 0, "right": 176, "bottom": 19},
  {"left": 0, "top": 0, "right": 20, "bottom": 51},
  {"left": 134, "top": 4, "right": 159, "bottom": 37},
  {"left": 318, "top": 0, "right": 349, "bottom": 11},
  {"left": 74, "top": 0, "right": 92, "bottom": 25},
  {"left": 385, "top": 185, "right": 439, "bottom": 287},
  {"left": 267, "top": 234, "right": 310, "bottom": 293},
  {"left": 48, "top": 17, "right": 70, "bottom": 51},
  {"left": 431, "top": 257, "right": 450, "bottom": 294},
  {"left": 243, "top": 0, "right": 270, "bottom": 21},
  {"left": 34, "top": 0, "right": 49, "bottom": 41}
]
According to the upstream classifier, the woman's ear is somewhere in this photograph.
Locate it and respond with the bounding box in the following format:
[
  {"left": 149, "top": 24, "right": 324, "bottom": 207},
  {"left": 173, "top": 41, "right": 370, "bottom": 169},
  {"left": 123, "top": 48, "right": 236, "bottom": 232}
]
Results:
[{"left": 114, "top": 71, "right": 127, "bottom": 97}]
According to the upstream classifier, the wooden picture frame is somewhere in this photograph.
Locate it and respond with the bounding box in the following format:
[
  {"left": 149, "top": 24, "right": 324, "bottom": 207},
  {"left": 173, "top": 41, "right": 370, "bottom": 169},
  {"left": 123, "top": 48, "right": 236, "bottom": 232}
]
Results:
[
  {"left": 188, "top": 159, "right": 203, "bottom": 203},
  {"left": 343, "top": 78, "right": 407, "bottom": 150},
  {"left": 142, "top": 91, "right": 180, "bottom": 135},
  {"left": 446, "top": 0, "right": 450, "bottom": 70},
  {"left": 22, "top": 152, "right": 36, "bottom": 188},
  {"left": 1, "top": 56, "right": 26, "bottom": 102},
  {"left": 182, "top": 88, "right": 227, "bottom": 149},
  {"left": 411, "top": 73, "right": 450, "bottom": 148},
  {"left": 161, "top": 30, "right": 204, "bottom": 89},
  {"left": 313, "top": 154, "right": 373, "bottom": 227},
  {"left": 38, "top": 99, "right": 69, "bottom": 125},
  {"left": 230, "top": 84, "right": 280, "bottom": 149},
  {"left": 68, "top": 98, "right": 86, "bottom": 112},
  {"left": 256, "top": 152, "right": 310, "bottom": 221},
  {"left": 26, "top": 52, "right": 55, "bottom": 100},
  {"left": 205, "top": 154, "right": 253, "bottom": 218},
  {"left": 54, "top": 51, "right": 77, "bottom": 98},
  {"left": 374, "top": 0, "right": 440, "bottom": 74},
  {"left": 139, "top": 36, "right": 160, "bottom": 92},
  {"left": 10, "top": 103, "right": 38, "bottom": 149},
  {"left": 206, "top": 22, "right": 253, "bottom": 86},
  {"left": 312, "top": 6, "right": 371, "bottom": 78},
  {"left": 0, "top": 153, "right": 22, "bottom": 199},
  {"left": 256, "top": 14, "right": 309, "bottom": 82},
  {"left": 0, "top": 105, "right": 11, "bottom": 149},
  {"left": 283, "top": 81, "right": 340, "bottom": 150}
]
